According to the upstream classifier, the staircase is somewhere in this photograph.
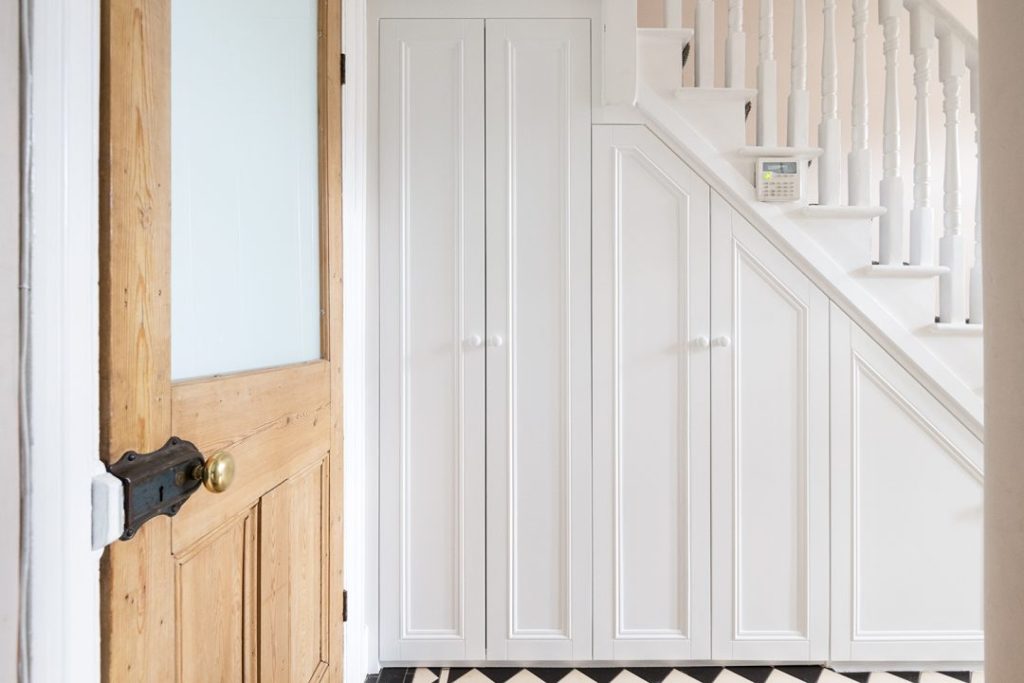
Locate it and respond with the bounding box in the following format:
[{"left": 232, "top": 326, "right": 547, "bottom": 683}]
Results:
[{"left": 629, "top": 0, "right": 983, "bottom": 432}]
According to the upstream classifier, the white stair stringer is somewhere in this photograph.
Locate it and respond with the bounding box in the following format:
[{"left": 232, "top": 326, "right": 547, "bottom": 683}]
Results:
[{"left": 635, "top": 79, "right": 984, "bottom": 433}]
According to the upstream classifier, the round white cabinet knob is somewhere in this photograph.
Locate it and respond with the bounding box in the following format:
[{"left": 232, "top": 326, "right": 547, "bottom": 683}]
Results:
[
  {"left": 466, "top": 334, "right": 484, "bottom": 348},
  {"left": 487, "top": 334, "right": 505, "bottom": 348},
  {"left": 693, "top": 336, "right": 710, "bottom": 349},
  {"left": 712, "top": 335, "right": 732, "bottom": 348}
]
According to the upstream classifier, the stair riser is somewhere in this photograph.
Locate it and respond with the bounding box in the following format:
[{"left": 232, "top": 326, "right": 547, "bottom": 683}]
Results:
[
  {"left": 856, "top": 276, "right": 941, "bottom": 329},
  {"left": 796, "top": 218, "right": 874, "bottom": 271}
]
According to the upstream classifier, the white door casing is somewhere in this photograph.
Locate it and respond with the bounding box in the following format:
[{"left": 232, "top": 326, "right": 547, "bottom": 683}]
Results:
[
  {"left": 830, "top": 307, "right": 984, "bottom": 663},
  {"left": 379, "top": 18, "right": 487, "bottom": 662},
  {"left": 592, "top": 124, "right": 712, "bottom": 661},
  {"left": 484, "top": 19, "right": 594, "bottom": 662},
  {"left": 710, "top": 197, "right": 830, "bottom": 661}
]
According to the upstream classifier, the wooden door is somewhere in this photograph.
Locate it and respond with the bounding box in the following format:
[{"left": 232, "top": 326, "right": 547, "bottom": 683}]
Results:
[
  {"left": 709, "top": 195, "right": 829, "bottom": 661},
  {"left": 99, "top": 1, "right": 343, "bottom": 681},
  {"left": 591, "top": 125, "right": 711, "bottom": 661},
  {"left": 484, "top": 18, "right": 593, "bottom": 662},
  {"left": 377, "top": 18, "right": 487, "bottom": 662}
]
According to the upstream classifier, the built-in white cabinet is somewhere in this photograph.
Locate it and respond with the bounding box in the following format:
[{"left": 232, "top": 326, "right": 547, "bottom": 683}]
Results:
[
  {"left": 829, "top": 309, "right": 984, "bottom": 663},
  {"left": 484, "top": 18, "right": 593, "bottom": 662},
  {"left": 378, "top": 47, "right": 983, "bottom": 661},
  {"left": 709, "top": 196, "right": 831, "bottom": 661},
  {"left": 591, "top": 126, "right": 831, "bottom": 663},
  {"left": 378, "top": 17, "right": 593, "bottom": 663},
  {"left": 592, "top": 125, "right": 712, "bottom": 661},
  {"left": 378, "top": 17, "right": 487, "bottom": 662}
]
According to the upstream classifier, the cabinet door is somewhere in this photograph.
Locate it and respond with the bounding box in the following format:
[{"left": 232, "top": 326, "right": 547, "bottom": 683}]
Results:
[
  {"left": 830, "top": 308, "right": 983, "bottom": 662},
  {"left": 592, "top": 125, "right": 712, "bottom": 661},
  {"left": 378, "top": 19, "right": 486, "bottom": 662},
  {"left": 485, "top": 18, "right": 593, "bottom": 661},
  {"left": 710, "top": 198, "right": 830, "bottom": 661}
]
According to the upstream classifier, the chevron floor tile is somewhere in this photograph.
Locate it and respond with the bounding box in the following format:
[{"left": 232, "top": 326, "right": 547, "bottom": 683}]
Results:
[{"left": 373, "top": 667, "right": 983, "bottom": 683}]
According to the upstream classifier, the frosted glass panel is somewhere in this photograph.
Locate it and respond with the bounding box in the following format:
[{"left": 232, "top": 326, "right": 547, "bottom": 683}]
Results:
[{"left": 171, "top": 0, "right": 320, "bottom": 380}]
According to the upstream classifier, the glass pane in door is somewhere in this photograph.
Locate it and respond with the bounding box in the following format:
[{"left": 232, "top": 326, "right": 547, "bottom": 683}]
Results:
[{"left": 171, "top": 0, "right": 320, "bottom": 380}]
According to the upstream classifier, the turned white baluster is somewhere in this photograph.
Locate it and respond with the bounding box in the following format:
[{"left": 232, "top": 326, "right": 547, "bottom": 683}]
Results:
[
  {"left": 938, "top": 31, "right": 967, "bottom": 323},
  {"left": 818, "top": 0, "right": 842, "bottom": 205},
  {"left": 848, "top": 0, "right": 870, "bottom": 206},
  {"left": 726, "top": 0, "right": 746, "bottom": 88},
  {"left": 695, "top": 0, "right": 715, "bottom": 87},
  {"left": 786, "top": 0, "right": 809, "bottom": 147},
  {"left": 878, "top": 0, "right": 905, "bottom": 265},
  {"left": 757, "top": 0, "right": 778, "bottom": 146},
  {"left": 968, "top": 59, "right": 983, "bottom": 324},
  {"left": 665, "top": 0, "right": 683, "bottom": 29},
  {"left": 909, "top": 2, "right": 936, "bottom": 266}
]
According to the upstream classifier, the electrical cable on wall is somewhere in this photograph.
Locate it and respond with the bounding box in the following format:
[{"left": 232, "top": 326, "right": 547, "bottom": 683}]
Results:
[{"left": 18, "top": 0, "right": 32, "bottom": 679}]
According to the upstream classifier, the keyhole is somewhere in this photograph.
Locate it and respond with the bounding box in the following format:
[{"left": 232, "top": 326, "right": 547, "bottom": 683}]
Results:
[{"left": 159, "top": 486, "right": 164, "bottom": 502}]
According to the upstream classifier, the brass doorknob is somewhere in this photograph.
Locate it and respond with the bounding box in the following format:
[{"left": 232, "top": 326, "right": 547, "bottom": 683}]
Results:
[{"left": 192, "top": 451, "right": 235, "bottom": 493}]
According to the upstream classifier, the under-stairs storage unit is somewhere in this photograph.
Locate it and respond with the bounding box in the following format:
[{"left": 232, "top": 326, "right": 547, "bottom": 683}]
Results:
[{"left": 374, "top": 10, "right": 982, "bottom": 669}]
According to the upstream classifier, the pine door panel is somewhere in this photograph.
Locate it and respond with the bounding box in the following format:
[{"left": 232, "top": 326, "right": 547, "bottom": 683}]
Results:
[
  {"left": 175, "top": 511, "right": 257, "bottom": 683},
  {"left": 378, "top": 18, "right": 487, "bottom": 662},
  {"left": 260, "top": 462, "right": 330, "bottom": 681},
  {"left": 709, "top": 199, "right": 830, "bottom": 661},
  {"left": 484, "top": 18, "right": 593, "bottom": 662},
  {"left": 99, "top": 0, "right": 343, "bottom": 680},
  {"left": 592, "top": 125, "right": 712, "bottom": 661}
]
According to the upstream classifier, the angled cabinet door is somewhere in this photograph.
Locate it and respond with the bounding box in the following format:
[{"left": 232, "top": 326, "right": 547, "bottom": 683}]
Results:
[
  {"left": 378, "top": 19, "right": 487, "bottom": 662},
  {"left": 592, "top": 125, "right": 712, "bottom": 661},
  {"left": 830, "top": 308, "right": 984, "bottom": 663},
  {"left": 485, "top": 18, "right": 593, "bottom": 662},
  {"left": 710, "top": 199, "right": 830, "bottom": 661}
]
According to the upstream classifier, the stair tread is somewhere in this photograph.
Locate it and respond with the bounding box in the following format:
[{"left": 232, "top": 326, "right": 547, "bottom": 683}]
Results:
[
  {"left": 859, "top": 264, "right": 950, "bottom": 278},
  {"left": 739, "top": 145, "right": 823, "bottom": 159},
  {"left": 927, "top": 322, "right": 984, "bottom": 336},
  {"left": 674, "top": 86, "right": 757, "bottom": 102},
  {"left": 800, "top": 204, "right": 886, "bottom": 219},
  {"left": 637, "top": 27, "right": 694, "bottom": 42}
]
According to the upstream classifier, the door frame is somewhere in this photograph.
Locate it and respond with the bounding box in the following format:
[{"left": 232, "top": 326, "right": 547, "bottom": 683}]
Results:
[{"left": 21, "top": 0, "right": 104, "bottom": 681}]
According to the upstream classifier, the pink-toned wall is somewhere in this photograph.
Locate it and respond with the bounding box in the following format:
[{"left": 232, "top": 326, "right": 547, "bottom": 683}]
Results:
[{"left": 980, "top": 0, "right": 1024, "bottom": 677}]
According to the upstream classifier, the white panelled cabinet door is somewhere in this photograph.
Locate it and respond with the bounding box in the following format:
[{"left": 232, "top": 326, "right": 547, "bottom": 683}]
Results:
[
  {"left": 485, "top": 18, "right": 593, "bottom": 662},
  {"left": 592, "top": 125, "right": 712, "bottom": 661},
  {"left": 830, "top": 309, "right": 984, "bottom": 663},
  {"left": 710, "top": 198, "right": 830, "bottom": 661},
  {"left": 379, "top": 19, "right": 487, "bottom": 662}
]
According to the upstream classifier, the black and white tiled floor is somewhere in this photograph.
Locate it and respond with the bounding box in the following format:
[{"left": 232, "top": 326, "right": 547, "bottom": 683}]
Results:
[{"left": 374, "top": 667, "right": 983, "bottom": 683}]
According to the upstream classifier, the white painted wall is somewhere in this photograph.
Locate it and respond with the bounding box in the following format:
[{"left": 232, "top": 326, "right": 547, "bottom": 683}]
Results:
[
  {"left": 25, "top": 0, "right": 102, "bottom": 681},
  {"left": 1, "top": 0, "right": 21, "bottom": 679}
]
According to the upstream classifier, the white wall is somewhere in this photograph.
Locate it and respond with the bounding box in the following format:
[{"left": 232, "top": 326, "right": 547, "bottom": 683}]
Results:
[{"left": 0, "top": 0, "right": 20, "bottom": 679}]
